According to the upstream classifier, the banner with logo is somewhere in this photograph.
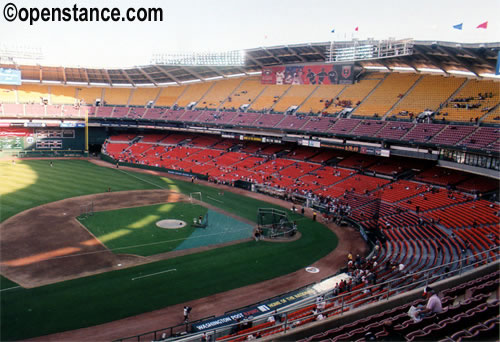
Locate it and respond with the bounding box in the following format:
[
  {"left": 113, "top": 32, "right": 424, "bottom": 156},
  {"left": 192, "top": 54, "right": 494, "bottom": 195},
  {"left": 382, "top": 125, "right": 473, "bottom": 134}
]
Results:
[{"left": 261, "top": 64, "right": 354, "bottom": 85}]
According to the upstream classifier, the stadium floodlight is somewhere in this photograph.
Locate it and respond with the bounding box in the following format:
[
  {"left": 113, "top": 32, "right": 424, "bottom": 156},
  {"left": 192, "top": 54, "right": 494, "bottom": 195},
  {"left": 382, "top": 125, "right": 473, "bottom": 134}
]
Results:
[
  {"left": 327, "top": 38, "right": 413, "bottom": 63},
  {"left": 391, "top": 66, "right": 416, "bottom": 72},
  {"left": 417, "top": 68, "right": 445, "bottom": 73},
  {"left": 0, "top": 44, "right": 43, "bottom": 63},
  {"left": 181, "top": 79, "right": 202, "bottom": 84},
  {"left": 447, "top": 70, "right": 476, "bottom": 76},
  {"left": 479, "top": 73, "right": 500, "bottom": 79},
  {"left": 151, "top": 50, "right": 245, "bottom": 66},
  {"left": 203, "top": 76, "right": 224, "bottom": 81},
  {"left": 224, "top": 73, "right": 246, "bottom": 78},
  {"left": 363, "top": 66, "right": 389, "bottom": 70}
]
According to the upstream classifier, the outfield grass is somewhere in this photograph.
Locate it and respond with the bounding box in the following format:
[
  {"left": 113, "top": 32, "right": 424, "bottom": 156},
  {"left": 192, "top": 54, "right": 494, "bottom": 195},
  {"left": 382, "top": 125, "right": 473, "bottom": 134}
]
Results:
[
  {"left": 0, "top": 160, "right": 338, "bottom": 340},
  {"left": 0, "top": 160, "right": 160, "bottom": 222}
]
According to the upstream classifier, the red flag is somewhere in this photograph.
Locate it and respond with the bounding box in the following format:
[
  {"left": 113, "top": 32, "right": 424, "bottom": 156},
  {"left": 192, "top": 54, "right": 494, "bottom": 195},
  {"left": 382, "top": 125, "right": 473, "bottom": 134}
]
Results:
[
  {"left": 355, "top": 26, "right": 359, "bottom": 31},
  {"left": 476, "top": 21, "right": 488, "bottom": 29}
]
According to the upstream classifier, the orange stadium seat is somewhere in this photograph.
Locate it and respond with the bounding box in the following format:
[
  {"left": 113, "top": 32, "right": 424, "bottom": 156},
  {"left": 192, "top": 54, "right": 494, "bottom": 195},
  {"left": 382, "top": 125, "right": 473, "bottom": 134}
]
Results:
[
  {"left": 335, "top": 77, "right": 381, "bottom": 113},
  {"left": 273, "top": 84, "right": 317, "bottom": 112},
  {"left": 298, "top": 84, "right": 346, "bottom": 114},
  {"left": 49, "top": 86, "right": 77, "bottom": 105},
  {"left": 155, "top": 86, "right": 186, "bottom": 107},
  {"left": 0, "top": 85, "right": 18, "bottom": 103},
  {"left": 249, "top": 84, "right": 291, "bottom": 111},
  {"left": 353, "top": 73, "right": 420, "bottom": 118},
  {"left": 390, "top": 75, "right": 465, "bottom": 119},
  {"left": 176, "top": 82, "right": 213, "bottom": 108},
  {"left": 195, "top": 78, "right": 242, "bottom": 110},
  {"left": 17, "top": 84, "right": 49, "bottom": 104},
  {"left": 223, "top": 76, "right": 267, "bottom": 110},
  {"left": 439, "top": 79, "right": 499, "bottom": 123},
  {"left": 103, "top": 88, "right": 132, "bottom": 105},
  {"left": 128, "top": 88, "right": 161, "bottom": 106},
  {"left": 77, "top": 87, "right": 103, "bottom": 105}
]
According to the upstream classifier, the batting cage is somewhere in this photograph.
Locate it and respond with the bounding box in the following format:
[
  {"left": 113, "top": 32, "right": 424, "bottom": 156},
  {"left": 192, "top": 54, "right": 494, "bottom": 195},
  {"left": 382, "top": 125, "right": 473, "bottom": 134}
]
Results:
[
  {"left": 257, "top": 208, "right": 297, "bottom": 239},
  {"left": 79, "top": 202, "right": 94, "bottom": 219}
]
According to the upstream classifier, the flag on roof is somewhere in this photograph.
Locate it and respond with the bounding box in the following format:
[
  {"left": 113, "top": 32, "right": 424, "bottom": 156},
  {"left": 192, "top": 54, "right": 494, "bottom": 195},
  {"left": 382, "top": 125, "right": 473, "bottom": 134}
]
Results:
[
  {"left": 354, "top": 26, "right": 359, "bottom": 32},
  {"left": 331, "top": 28, "right": 335, "bottom": 33},
  {"left": 476, "top": 21, "right": 488, "bottom": 29},
  {"left": 453, "top": 23, "right": 463, "bottom": 30}
]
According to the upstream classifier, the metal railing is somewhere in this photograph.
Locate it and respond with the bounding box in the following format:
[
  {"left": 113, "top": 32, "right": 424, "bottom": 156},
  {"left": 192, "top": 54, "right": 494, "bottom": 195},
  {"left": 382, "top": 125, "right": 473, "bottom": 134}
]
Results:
[{"left": 133, "top": 247, "right": 500, "bottom": 342}]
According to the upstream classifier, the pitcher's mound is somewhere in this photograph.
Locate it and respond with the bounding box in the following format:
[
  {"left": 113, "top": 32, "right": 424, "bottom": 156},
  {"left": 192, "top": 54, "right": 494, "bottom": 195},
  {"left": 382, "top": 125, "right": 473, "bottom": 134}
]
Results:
[{"left": 156, "top": 219, "right": 187, "bottom": 229}]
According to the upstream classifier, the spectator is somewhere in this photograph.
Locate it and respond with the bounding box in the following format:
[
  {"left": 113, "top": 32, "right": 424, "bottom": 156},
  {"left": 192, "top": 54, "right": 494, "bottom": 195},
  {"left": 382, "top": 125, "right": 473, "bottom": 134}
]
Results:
[{"left": 417, "top": 287, "right": 442, "bottom": 318}]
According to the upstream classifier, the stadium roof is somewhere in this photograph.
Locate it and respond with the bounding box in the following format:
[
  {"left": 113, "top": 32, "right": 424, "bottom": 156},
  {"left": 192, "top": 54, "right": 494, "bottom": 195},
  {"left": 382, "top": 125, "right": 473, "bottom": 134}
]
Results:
[{"left": 1, "top": 40, "right": 499, "bottom": 86}]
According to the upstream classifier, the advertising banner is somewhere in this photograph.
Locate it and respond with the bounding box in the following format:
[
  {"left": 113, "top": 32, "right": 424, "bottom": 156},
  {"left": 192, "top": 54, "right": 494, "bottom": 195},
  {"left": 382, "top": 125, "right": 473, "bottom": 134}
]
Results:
[{"left": 261, "top": 64, "right": 354, "bottom": 85}]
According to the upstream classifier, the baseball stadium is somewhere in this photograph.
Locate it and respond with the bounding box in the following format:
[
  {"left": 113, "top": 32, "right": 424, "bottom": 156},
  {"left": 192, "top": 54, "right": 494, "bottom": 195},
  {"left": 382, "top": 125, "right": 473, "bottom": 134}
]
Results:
[{"left": 1, "top": 3, "right": 499, "bottom": 342}]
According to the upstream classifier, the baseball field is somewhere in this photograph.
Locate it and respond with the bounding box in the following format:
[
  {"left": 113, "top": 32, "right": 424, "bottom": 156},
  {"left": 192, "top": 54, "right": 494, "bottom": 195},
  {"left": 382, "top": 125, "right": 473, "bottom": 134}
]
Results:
[{"left": 0, "top": 159, "right": 339, "bottom": 341}]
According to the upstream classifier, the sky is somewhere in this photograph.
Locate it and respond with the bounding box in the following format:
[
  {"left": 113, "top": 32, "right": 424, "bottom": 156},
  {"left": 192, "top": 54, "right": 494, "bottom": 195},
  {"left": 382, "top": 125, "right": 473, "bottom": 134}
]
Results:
[{"left": 0, "top": 0, "right": 498, "bottom": 68}]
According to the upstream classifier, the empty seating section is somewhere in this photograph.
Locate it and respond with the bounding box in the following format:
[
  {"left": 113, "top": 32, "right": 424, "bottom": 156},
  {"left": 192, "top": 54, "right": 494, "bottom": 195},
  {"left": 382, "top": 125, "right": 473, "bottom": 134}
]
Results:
[
  {"left": 372, "top": 180, "right": 427, "bottom": 203},
  {"left": 194, "top": 111, "right": 238, "bottom": 125},
  {"left": 375, "top": 121, "right": 414, "bottom": 140},
  {"left": 229, "top": 112, "right": 261, "bottom": 126},
  {"left": 367, "top": 157, "right": 426, "bottom": 176},
  {"left": 95, "top": 106, "right": 113, "bottom": 118},
  {"left": 456, "top": 175, "right": 499, "bottom": 193},
  {"left": 253, "top": 114, "right": 285, "bottom": 128},
  {"left": 128, "top": 88, "right": 160, "bottom": 106},
  {"left": 333, "top": 174, "right": 390, "bottom": 195},
  {"left": 430, "top": 125, "right": 477, "bottom": 145},
  {"left": 176, "top": 83, "right": 213, "bottom": 108},
  {"left": 127, "top": 107, "right": 147, "bottom": 119},
  {"left": 391, "top": 75, "right": 465, "bottom": 118},
  {"left": 401, "top": 123, "right": 445, "bottom": 143},
  {"left": 50, "top": 86, "right": 77, "bottom": 104},
  {"left": 112, "top": 107, "right": 129, "bottom": 118},
  {"left": 328, "top": 118, "right": 361, "bottom": 135},
  {"left": 249, "top": 85, "right": 291, "bottom": 111},
  {"left": 415, "top": 166, "right": 470, "bottom": 186},
  {"left": 398, "top": 188, "right": 471, "bottom": 212},
  {"left": 2, "top": 103, "right": 25, "bottom": 116},
  {"left": 103, "top": 88, "right": 131, "bottom": 105},
  {"left": 459, "top": 126, "right": 499, "bottom": 150},
  {"left": 155, "top": 86, "right": 186, "bottom": 107},
  {"left": 336, "top": 79, "right": 381, "bottom": 110},
  {"left": 25, "top": 104, "right": 45, "bottom": 116},
  {"left": 337, "top": 154, "right": 378, "bottom": 169},
  {"left": 225, "top": 77, "right": 266, "bottom": 109},
  {"left": 440, "top": 79, "right": 499, "bottom": 122},
  {"left": 17, "top": 84, "right": 48, "bottom": 103},
  {"left": 273, "top": 85, "right": 317, "bottom": 112},
  {"left": 354, "top": 73, "right": 420, "bottom": 117},
  {"left": 181, "top": 110, "right": 203, "bottom": 123},
  {"left": 77, "top": 87, "right": 102, "bottom": 105},
  {"left": 351, "top": 120, "right": 386, "bottom": 136},
  {"left": 426, "top": 200, "right": 499, "bottom": 228},
  {"left": 142, "top": 107, "right": 167, "bottom": 120},
  {"left": 298, "top": 84, "right": 345, "bottom": 114},
  {"left": 482, "top": 105, "right": 500, "bottom": 124},
  {"left": 196, "top": 79, "right": 241, "bottom": 109},
  {"left": 274, "top": 114, "right": 309, "bottom": 130},
  {"left": 287, "top": 147, "right": 319, "bottom": 161},
  {"left": 301, "top": 116, "right": 336, "bottom": 133},
  {"left": 0, "top": 85, "right": 17, "bottom": 103}
]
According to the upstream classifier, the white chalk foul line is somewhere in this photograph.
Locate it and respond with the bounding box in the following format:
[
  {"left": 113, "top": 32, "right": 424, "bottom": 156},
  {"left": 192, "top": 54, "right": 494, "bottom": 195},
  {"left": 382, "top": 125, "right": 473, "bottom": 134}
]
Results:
[
  {"left": 206, "top": 195, "right": 223, "bottom": 204},
  {"left": 0, "top": 286, "right": 21, "bottom": 292},
  {"left": 117, "top": 169, "right": 166, "bottom": 189},
  {"left": 132, "top": 268, "right": 177, "bottom": 281}
]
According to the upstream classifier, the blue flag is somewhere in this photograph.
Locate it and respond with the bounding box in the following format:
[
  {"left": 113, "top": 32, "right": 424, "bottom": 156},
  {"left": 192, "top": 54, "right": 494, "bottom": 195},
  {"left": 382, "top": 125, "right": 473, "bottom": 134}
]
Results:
[
  {"left": 453, "top": 23, "right": 463, "bottom": 30},
  {"left": 331, "top": 28, "right": 335, "bottom": 33}
]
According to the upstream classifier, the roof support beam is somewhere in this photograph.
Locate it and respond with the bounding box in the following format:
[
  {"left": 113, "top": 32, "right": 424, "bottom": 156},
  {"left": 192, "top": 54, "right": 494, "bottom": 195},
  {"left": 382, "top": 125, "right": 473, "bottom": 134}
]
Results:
[
  {"left": 121, "top": 69, "right": 136, "bottom": 86},
  {"left": 413, "top": 45, "right": 448, "bottom": 74},
  {"left": 138, "top": 68, "right": 158, "bottom": 86},
  {"left": 103, "top": 70, "right": 113, "bottom": 86},
  {"left": 154, "top": 66, "right": 181, "bottom": 85},
  {"left": 179, "top": 66, "right": 205, "bottom": 81}
]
